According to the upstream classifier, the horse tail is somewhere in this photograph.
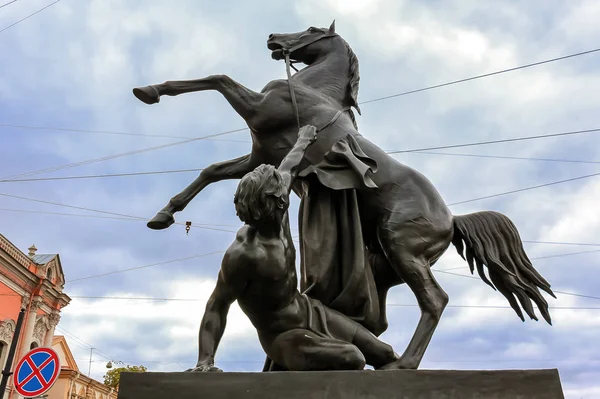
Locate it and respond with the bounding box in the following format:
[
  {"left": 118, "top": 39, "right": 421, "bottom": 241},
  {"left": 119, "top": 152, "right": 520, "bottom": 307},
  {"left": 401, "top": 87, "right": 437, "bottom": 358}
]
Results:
[{"left": 451, "top": 211, "right": 556, "bottom": 325}]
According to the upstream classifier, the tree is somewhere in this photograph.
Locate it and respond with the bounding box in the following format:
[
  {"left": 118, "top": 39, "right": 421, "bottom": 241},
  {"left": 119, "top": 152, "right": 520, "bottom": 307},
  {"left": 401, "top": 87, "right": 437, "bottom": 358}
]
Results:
[{"left": 103, "top": 365, "right": 147, "bottom": 389}]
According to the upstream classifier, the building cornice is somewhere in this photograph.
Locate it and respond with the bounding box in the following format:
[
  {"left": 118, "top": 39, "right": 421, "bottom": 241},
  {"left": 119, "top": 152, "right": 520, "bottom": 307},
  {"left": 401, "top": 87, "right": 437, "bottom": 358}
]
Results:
[
  {"left": 0, "top": 234, "right": 34, "bottom": 269},
  {"left": 0, "top": 251, "right": 40, "bottom": 291}
]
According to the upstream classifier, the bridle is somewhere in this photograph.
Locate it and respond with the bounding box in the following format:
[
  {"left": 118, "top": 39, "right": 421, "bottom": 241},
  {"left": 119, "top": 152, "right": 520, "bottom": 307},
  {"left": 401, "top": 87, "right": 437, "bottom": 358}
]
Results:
[{"left": 281, "top": 32, "right": 350, "bottom": 131}]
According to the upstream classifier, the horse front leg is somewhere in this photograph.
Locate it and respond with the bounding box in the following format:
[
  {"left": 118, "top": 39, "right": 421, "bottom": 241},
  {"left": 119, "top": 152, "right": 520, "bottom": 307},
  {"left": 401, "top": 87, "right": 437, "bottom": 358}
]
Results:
[
  {"left": 133, "top": 75, "right": 263, "bottom": 123},
  {"left": 147, "top": 153, "right": 254, "bottom": 230}
]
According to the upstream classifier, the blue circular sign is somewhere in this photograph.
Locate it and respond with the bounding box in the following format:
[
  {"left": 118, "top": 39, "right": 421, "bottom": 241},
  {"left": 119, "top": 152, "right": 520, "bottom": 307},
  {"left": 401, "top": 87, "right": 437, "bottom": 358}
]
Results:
[{"left": 13, "top": 347, "right": 60, "bottom": 398}]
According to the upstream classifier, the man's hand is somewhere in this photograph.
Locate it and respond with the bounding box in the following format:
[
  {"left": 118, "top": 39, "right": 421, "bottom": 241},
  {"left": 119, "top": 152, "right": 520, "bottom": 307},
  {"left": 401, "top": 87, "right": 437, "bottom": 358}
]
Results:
[{"left": 298, "top": 125, "right": 317, "bottom": 145}]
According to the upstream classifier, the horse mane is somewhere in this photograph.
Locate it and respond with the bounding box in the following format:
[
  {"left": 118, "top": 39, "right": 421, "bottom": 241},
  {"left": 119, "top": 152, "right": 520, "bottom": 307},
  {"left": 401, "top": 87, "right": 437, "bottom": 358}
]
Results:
[{"left": 339, "top": 36, "right": 361, "bottom": 130}]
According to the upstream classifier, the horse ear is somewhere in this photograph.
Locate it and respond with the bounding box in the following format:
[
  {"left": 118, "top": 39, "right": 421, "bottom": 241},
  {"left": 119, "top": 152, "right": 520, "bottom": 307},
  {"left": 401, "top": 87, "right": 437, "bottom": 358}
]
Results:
[{"left": 329, "top": 20, "right": 336, "bottom": 33}]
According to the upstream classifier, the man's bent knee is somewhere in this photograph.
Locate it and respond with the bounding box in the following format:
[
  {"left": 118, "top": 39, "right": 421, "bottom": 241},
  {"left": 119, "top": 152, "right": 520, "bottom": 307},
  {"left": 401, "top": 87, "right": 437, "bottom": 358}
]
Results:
[{"left": 340, "top": 345, "right": 366, "bottom": 370}]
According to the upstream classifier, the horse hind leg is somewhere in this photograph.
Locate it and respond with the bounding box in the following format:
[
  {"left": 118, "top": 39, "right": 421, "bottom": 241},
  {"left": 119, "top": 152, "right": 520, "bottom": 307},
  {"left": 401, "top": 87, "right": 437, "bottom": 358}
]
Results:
[
  {"left": 370, "top": 251, "right": 404, "bottom": 336},
  {"left": 377, "top": 227, "right": 450, "bottom": 370}
]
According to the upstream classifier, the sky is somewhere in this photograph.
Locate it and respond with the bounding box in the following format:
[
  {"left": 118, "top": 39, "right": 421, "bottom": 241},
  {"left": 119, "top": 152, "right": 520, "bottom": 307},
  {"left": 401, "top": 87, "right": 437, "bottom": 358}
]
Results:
[{"left": 1, "top": 0, "right": 599, "bottom": 397}]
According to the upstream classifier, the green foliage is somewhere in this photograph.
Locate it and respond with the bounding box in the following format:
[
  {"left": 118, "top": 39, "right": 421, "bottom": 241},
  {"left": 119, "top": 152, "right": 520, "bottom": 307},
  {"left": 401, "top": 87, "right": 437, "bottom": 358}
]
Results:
[{"left": 103, "top": 365, "right": 147, "bottom": 389}]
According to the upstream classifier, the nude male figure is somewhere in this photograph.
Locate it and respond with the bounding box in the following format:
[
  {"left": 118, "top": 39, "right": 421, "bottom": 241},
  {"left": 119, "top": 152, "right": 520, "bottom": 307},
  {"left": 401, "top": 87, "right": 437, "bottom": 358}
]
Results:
[{"left": 188, "top": 125, "right": 399, "bottom": 372}]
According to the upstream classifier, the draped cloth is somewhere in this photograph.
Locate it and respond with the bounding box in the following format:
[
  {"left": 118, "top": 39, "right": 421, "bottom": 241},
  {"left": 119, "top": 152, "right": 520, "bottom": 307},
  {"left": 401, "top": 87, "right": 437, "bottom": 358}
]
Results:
[{"left": 297, "top": 133, "right": 382, "bottom": 334}]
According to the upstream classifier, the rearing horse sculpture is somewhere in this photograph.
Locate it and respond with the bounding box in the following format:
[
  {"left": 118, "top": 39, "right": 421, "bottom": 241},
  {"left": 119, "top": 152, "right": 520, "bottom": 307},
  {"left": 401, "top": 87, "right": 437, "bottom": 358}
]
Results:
[{"left": 133, "top": 21, "right": 555, "bottom": 370}]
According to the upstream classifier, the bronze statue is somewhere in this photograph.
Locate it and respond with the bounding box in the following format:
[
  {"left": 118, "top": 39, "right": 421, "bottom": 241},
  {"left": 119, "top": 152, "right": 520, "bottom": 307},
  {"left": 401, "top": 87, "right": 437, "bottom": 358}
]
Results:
[
  {"left": 133, "top": 21, "right": 555, "bottom": 370},
  {"left": 188, "top": 125, "right": 401, "bottom": 372}
]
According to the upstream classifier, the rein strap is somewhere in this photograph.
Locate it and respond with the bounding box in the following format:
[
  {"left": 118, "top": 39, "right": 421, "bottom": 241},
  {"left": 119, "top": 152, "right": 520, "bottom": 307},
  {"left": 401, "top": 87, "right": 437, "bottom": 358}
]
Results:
[
  {"left": 282, "top": 32, "right": 349, "bottom": 133},
  {"left": 284, "top": 51, "right": 301, "bottom": 130}
]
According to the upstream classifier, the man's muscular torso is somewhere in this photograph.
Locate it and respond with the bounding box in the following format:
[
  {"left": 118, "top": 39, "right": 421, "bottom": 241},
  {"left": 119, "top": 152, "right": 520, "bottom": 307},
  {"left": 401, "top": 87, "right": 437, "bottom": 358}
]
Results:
[{"left": 221, "top": 215, "right": 305, "bottom": 339}]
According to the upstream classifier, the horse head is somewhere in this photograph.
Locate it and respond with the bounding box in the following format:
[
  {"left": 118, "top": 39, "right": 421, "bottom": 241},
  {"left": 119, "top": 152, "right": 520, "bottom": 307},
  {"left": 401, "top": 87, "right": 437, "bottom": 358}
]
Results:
[{"left": 267, "top": 21, "right": 337, "bottom": 65}]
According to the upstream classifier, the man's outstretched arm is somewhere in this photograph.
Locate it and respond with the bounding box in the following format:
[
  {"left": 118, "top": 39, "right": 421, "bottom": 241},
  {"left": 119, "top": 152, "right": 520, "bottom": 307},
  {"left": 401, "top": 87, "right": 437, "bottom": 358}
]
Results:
[
  {"left": 191, "top": 265, "right": 246, "bottom": 372},
  {"left": 278, "top": 125, "right": 317, "bottom": 191}
]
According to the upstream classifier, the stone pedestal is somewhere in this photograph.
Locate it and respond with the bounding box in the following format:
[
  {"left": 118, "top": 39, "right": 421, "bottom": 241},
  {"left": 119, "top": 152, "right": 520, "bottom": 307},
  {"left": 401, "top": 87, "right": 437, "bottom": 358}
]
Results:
[{"left": 117, "top": 368, "right": 564, "bottom": 399}]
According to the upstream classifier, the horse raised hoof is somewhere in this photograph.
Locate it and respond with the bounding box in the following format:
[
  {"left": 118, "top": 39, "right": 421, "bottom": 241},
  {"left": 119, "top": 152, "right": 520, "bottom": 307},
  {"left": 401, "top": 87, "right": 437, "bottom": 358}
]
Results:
[
  {"left": 147, "top": 210, "right": 175, "bottom": 230},
  {"left": 133, "top": 85, "right": 160, "bottom": 104}
]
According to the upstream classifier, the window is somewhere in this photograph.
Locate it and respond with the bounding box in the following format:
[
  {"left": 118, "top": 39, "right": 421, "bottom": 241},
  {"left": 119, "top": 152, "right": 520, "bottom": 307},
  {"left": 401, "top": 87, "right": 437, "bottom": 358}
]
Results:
[
  {"left": 30, "top": 341, "right": 39, "bottom": 350},
  {"left": 46, "top": 267, "right": 53, "bottom": 281},
  {"left": 0, "top": 341, "right": 7, "bottom": 370}
]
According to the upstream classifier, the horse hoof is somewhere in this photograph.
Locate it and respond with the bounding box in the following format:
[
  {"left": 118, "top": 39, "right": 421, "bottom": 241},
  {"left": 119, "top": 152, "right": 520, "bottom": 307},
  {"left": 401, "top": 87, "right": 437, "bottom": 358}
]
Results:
[
  {"left": 147, "top": 211, "right": 175, "bottom": 230},
  {"left": 378, "top": 357, "right": 418, "bottom": 371},
  {"left": 133, "top": 85, "right": 160, "bottom": 104}
]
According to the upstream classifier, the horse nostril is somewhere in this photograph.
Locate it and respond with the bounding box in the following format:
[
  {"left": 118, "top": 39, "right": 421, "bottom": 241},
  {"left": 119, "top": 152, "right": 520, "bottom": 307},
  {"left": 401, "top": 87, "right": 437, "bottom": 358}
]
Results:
[{"left": 268, "top": 34, "right": 274, "bottom": 40}]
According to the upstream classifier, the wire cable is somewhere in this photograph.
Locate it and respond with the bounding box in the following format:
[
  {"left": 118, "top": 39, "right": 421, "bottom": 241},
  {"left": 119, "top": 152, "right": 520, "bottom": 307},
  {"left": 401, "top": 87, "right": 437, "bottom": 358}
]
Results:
[
  {"left": 435, "top": 269, "right": 600, "bottom": 301},
  {"left": 6, "top": 207, "right": 599, "bottom": 247},
  {"left": 62, "top": 246, "right": 600, "bottom": 291},
  {"left": 0, "top": 192, "right": 239, "bottom": 234},
  {"left": 0, "top": 128, "right": 246, "bottom": 181},
  {"left": 0, "top": 123, "right": 248, "bottom": 142},
  {"left": 387, "top": 128, "right": 600, "bottom": 154},
  {"left": 66, "top": 250, "right": 225, "bottom": 283},
  {"left": 3, "top": 168, "right": 598, "bottom": 230},
  {"left": 0, "top": 168, "right": 204, "bottom": 182},
  {"left": 447, "top": 171, "right": 600, "bottom": 206},
  {"left": 2, "top": 126, "right": 599, "bottom": 183},
  {"left": 402, "top": 151, "right": 600, "bottom": 165},
  {"left": 359, "top": 48, "right": 600, "bottom": 105},
  {"left": 0, "top": 0, "right": 18, "bottom": 9},
  {"left": 2, "top": 290, "right": 597, "bottom": 307},
  {"left": 65, "top": 297, "right": 600, "bottom": 310},
  {"left": 0, "top": 0, "right": 60, "bottom": 34},
  {"left": 7, "top": 133, "right": 600, "bottom": 184},
  {"left": 0, "top": 208, "right": 244, "bottom": 230}
]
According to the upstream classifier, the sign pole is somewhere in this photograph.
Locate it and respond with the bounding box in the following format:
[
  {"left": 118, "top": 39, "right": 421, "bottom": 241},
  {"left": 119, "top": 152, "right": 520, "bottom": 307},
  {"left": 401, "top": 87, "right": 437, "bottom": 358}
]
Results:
[{"left": 0, "top": 308, "right": 26, "bottom": 399}]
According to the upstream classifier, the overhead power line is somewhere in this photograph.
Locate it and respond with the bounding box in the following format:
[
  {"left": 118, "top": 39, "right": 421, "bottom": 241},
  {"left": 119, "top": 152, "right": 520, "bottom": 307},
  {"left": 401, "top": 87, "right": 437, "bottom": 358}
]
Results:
[
  {"left": 387, "top": 128, "right": 600, "bottom": 154},
  {"left": 523, "top": 240, "right": 600, "bottom": 247},
  {"left": 0, "top": 208, "right": 244, "bottom": 229},
  {"left": 530, "top": 249, "right": 600, "bottom": 260},
  {"left": 0, "top": 123, "right": 249, "bottom": 142},
  {"left": 0, "top": 127, "right": 246, "bottom": 181},
  {"left": 0, "top": 0, "right": 18, "bottom": 9},
  {"left": 2, "top": 290, "right": 599, "bottom": 307},
  {"left": 359, "top": 48, "right": 600, "bottom": 105},
  {"left": 0, "top": 168, "right": 204, "bottom": 183},
  {"left": 447, "top": 171, "right": 600, "bottom": 206},
  {"left": 403, "top": 151, "right": 600, "bottom": 165},
  {"left": 63, "top": 246, "right": 600, "bottom": 287},
  {"left": 58, "top": 297, "right": 600, "bottom": 310},
  {"left": 2, "top": 126, "right": 599, "bottom": 183},
  {"left": 1, "top": 207, "right": 598, "bottom": 250},
  {"left": 55, "top": 325, "right": 115, "bottom": 362},
  {"left": 0, "top": 192, "right": 239, "bottom": 234},
  {"left": 3, "top": 164, "right": 596, "bottom": 223},
  {"left": 2, "top": 188, "right": 599, "bottom": 248},
  {"left": 67, "top": 251, "right": 225, "bottom": 283},
  {"left": 436, "top": 269, "right": 600, "bottom": 301},
  {"left": 0, "top": 0, "right": 60, "bottom": 34},
  {"left": 0, "top": 207, "right": 138, "bottom": 221}
]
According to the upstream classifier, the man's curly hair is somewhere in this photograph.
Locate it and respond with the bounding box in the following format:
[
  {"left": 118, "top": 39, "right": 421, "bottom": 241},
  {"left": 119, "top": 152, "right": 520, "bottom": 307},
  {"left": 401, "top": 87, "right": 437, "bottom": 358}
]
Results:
[{"left": 234, "top": 164, "right": 289, "bottom": 226}]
